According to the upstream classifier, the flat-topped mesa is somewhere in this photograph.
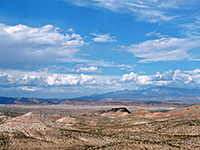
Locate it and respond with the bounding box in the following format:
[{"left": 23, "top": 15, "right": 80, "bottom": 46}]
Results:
[
  {"left": 99, "top": 107, "right": 132, "bottom": 117},
  {"left": 106, "top": 107, "right": 131, "bottom": 114}
]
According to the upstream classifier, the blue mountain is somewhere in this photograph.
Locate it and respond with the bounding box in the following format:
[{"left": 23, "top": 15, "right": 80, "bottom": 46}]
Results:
[{"left": 71, "top": 86, "right": 200, "bottom": 102}]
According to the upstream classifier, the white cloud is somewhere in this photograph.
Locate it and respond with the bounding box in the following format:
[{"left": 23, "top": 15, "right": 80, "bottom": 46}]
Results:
[
  {"left": 91, "top": 33, "right": 117, "bottom": 43},
  {"left": 4, "top": 68, "right": 200, "bottom": 90},
  {"left": 120, "top": 72, "right": 155, "bottom": 85},
  {"left": 66, "top": 28, "right": 74, "bottom": 32},
  {"left": 45, "top": 74, "right": 93, "bottom": 86},
  {"left": 17, "top": 86, "right": 41, "bottom": 92},
  {"left": 0, "top": 72, "right": 15, "bottom": 86},
  {"left": 0, "top": 72, "right": 94, "bottom": 89},
  {"left": 61, "top": 58, "right": 134, "bottom": 70},
  {"left": 76, "top": 66, "right": 98, "bottom": 73},
  {"left": 0, "top": 70, "right": 124, "bottom": 97},
  {"left": 64, "top": 0, "right": 199, "bottom": 23},
  {"left": 121, "top": 72, "right": 137, "bottom": 82},
  {"left": 180, "top": 16, "right": 200, "bottom": 38},
  {"left": 0, "top": 23, "right": 85, "bottom": 68},
  {"left": 126, "top": 37, "right": 200, "bottom": 62},
  {"left": 120, "top": 68, "right": 200, "bottom": 87},
  {"left": 88, "top": 60, "right": 134, "bottom": 69},
  {"left": 1, "top": 69, "right": 200, "bottom": 97},
  {"left": 146, "top": 31, "right": 168, "bottom": 38}
]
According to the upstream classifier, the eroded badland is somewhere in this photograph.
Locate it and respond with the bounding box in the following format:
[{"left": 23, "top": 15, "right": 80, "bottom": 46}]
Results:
[{"left": 0, "top": 104, "right": 200, "bottom": 149}]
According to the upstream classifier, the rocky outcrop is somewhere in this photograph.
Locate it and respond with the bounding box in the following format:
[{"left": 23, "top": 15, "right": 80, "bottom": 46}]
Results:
[
  {"left": 106, "top": 107, "right": 131, "bottom": 114},
  {"left": 100, "top": 107, "right": 131, "bottom": 117}
]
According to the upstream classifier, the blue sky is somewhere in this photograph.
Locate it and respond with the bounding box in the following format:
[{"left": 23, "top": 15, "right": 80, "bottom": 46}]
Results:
[{"left": 0, "top": 0, "right": 200, "bottom": 98}]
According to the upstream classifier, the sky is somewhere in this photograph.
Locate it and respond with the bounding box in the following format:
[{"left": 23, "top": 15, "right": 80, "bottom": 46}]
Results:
[{"left": 0, "top": 0, "right": 200, "bottom": 98}]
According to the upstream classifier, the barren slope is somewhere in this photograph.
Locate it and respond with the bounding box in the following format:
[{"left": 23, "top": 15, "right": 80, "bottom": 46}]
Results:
[{"left": 0, "top": 105, "right": 200, "bottom": 149}]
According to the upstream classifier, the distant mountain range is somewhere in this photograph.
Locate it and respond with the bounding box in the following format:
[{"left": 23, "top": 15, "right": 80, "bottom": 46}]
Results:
[
  {"left": 0, "top": 97, "right": 64, "bottom": 104},
  {"left": 71, "top": 86, "right": 200, "bottom": 102},
  {"left": 1, "top": 86, "right": 200, "bottom": 104}
]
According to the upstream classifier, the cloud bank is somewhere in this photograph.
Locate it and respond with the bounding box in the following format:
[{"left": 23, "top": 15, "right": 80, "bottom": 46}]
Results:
[
  {"left": 1, "top": 68, "right": 200, "bottom": 96},
  {"left": 120, "top": 69, "right": 200, "bottom": 88},
  {"left": 0, "top": 72, "right": 94, "bottom": 91}
]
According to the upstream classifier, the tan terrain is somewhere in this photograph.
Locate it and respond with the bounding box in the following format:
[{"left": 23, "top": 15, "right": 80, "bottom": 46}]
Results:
[{"left": 0, "top": 105, "right": 200, "bottom": 149}]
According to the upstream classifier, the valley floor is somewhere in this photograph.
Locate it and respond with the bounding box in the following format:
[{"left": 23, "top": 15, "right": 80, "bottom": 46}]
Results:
[{"left": 0, "top": 104, "right": 200, "bottom": 149}]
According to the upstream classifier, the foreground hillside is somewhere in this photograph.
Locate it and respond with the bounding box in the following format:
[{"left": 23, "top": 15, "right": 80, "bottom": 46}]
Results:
[{"left": 0, "top": 105, "right": 200, "bottom": 149}]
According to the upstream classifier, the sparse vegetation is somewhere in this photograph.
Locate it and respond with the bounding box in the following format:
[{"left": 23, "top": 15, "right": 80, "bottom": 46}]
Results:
[{"left": 0, "top": 104, "right": 199, "bottom": 149}]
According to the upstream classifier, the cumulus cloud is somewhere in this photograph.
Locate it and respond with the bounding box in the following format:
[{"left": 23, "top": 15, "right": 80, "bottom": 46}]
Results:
[
  {"left": 91, "top": 33, "right": 117, "bottom": 43},
  {"left": 0, "top": 71, "right": 126, "bottom": 98},
  {"left": 45, "top": 74, "right": 93, "bottom": 86},
  {"left": 1, "top": 69, "right": 200, "bottom": 97},
  {"left": 3, "top": 68, "right": 200, "bottom": 92},
  {"left": 120, "top": 68, "right": 200, "bottom": 87},
  {"left": 126, "top": 37, "right": 200, "bottom": 62},
  {"left": 76, "top": 66, "right": 98, "bottom": 73},
  {"left": 121, "top": 72, "right": 155, "bottom": 85},
  {"left": 0, "top": 72, "right": 15, "bottom": 86},
  {"left": 0, "top": 23, "right": 85, "bottom": 68},
  {"left": 0, "top": 72, "right": 94, "bottom": 91}
]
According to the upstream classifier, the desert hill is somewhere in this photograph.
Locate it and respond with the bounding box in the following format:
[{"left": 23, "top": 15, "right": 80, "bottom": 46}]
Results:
[{"left": 0, "top": 105, "right": 200, "bottom": 149}]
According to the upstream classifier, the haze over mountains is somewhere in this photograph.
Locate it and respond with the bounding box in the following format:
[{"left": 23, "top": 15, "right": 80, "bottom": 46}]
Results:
[
  {"left": 72, "top": 86, "right": 200, "bottom": 102},
  {"left": 0, "top": 97, "right": 64, "bottom": 105},
  {"left": 1, "top": 86, "right": 200, "bottom": 104}
]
